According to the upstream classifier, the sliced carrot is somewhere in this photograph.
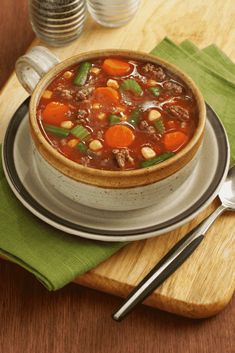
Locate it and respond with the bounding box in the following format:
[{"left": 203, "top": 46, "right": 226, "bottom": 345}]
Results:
[
  {"left": 105, "top": 125, "right": 135, "bottom": 148},
  {"left": 163, "top": 131, "right": 189, "bottom": 151},
  {"left": 102, "top": 59, "right": 131, "bottom": 76},
  {"left": 42, "top": 101, "right": 70, "bottom": 126},
  {"left": 93, "top": 87, "right": 119, "bottom": 104}
]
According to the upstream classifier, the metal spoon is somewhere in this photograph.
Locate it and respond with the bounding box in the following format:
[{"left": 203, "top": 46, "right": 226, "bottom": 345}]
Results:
[{"left": 112, "top": 165, "right": 235, "bottom": 321}]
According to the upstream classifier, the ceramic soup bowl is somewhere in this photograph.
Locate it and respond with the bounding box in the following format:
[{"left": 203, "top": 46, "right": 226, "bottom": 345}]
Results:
[{"left": 15, "top": 47, "right": 206, "bottom": 211}]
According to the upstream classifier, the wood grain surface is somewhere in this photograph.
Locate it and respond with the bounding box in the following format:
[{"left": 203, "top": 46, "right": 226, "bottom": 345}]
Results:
[
  {"left": 0, "top": 260, "right": 234, "bottom": 353},
  {"left": 0, "top": 0, "right": 235, "bottom": 351}
]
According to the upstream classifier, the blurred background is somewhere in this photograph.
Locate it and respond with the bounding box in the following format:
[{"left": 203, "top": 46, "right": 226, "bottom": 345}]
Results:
[{"left": 0, "top": 0, "right": 34, "bottom": 88}]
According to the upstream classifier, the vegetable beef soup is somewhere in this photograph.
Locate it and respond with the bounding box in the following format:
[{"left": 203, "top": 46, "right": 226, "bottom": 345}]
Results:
[{"left": 37, "top": 57, "right": 198, "bottom": 170}]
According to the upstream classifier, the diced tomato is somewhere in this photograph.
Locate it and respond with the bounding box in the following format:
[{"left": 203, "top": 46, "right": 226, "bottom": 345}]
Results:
[
  {"left": 154, "top": 144, "right": 162, "bottom": 155},
  {"left": 59, "top": 144, "right": 73, "bottom": 157},
  {"left": 165, "top": 120, "right": 178, "bottom": 130}
]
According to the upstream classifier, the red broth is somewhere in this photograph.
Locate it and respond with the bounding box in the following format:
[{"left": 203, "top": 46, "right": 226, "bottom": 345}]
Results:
[{"left": 37, "top": 57, "right": 198, "bottom": 170}]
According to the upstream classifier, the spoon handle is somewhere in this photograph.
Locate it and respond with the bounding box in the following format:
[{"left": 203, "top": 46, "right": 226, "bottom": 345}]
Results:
[{"left": 112, "top": 204, "right": 226, "bottom": 321}]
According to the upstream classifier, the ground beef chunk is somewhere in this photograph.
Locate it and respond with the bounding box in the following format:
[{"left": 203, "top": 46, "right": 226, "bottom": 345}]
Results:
[
  {"left": 64, "top": 110, "right": 73, "bottom": 118},
  {"left": 100, "top": 158, "right": 109, "bottom": 168},
  {"left": 80, "top": 156, "right": 91, "bottom": 166},
  {"left": 112, "top": 148, "right": 134, "bottom": 169},
  {"left": 142, "top": 63, "right": 166, "bottom": 81},
  {"left": 60, "top": 138, "right": 67, "bottom": 146},
  {"left": 55, "top": 87, "right": 73, "bottom": 100},
  {"left": 139, "top": 120, "right": 161, "bottom": 138},
  {"left": 168, "top": 106, "right": 190, "bottom": 121},
  {"left": 163, "top": 81, "right": 183, "bottom": 94},
  {"left": 96, "top": 130, "right": 103, "bottom": 140},
  {"left": 77, "top": 109, "right": 88, "bottom": 118},
  {"left": 139, "top": 120, "right": 148, "bottom": 130},
  {"left": 146, "top": 125, "right": 156, "bottom": 134},
  {"left": 76, "top": 86, "right": 94, "bottom": 100},
  {"left": 74, "top": 109, "right": 89, "bottom": 124}
]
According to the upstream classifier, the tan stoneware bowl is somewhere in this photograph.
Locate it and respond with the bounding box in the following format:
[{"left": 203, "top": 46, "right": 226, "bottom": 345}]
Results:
[{"left": 15, "top": 47, "right": 206, "bottom": 211}]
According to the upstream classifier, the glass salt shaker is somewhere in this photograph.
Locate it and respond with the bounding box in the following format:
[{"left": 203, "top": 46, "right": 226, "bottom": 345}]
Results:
[
  {"left": 87, "top": 0, "right": 141, "bottom": 28},
  {"left": 28, "top": 0, "right": 87, "bottom": 47}
]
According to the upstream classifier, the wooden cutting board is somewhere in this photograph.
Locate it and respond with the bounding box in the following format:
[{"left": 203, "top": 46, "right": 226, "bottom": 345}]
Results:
[{"left": 0, "top": 0, "right": 234, "bottom": 319}]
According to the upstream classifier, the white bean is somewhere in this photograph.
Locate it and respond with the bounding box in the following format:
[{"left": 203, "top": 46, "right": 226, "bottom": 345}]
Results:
[
  {"left": 60, "top": 121, "right": 73, "bottom": 129},
  {"left": 89, "top": 140, "right": 103, "bottom": 151},
  {"left": 148, "top": 109, "right": 161, "bottom": 121},
  {"left": 107, "top": 79, "right": 119, "bottom": 89},
  {"left": 141, "top": 147, "right": 156, "bottom": 160}
]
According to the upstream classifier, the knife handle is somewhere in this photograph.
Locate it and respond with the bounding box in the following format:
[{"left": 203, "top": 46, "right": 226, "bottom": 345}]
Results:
[
  {"left": 112, "top": 227, "right": 204, "bottom": 321},
  {"left": 112, "top": 204, "right": 226, "bottom": 321}
]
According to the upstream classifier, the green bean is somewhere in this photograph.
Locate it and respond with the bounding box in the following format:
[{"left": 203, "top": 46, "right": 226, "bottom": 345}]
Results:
[
  {"left": 141, "top": 152, "right": 175, "bottom": 168},
  {"left": 149, "top": 86, "right": 161, "bottom": 96},
  {"left": 76, "top": 142, "right": 88, "bottom": 153},
  {"left": 109, "top": 115, "right": 121, "bottom": 124},
  {"left": 71, "top": 125, "right": 90, "bottom": 140},
  {"left": 44, "top": 124, "right": 70, "bottom": 138},
  {"left": 128, "top": 109, "right": 140, "bottom": 126},
  {"left": 154, "top": 119, "right": 165, "bottom": 133},
  {"left": 120, "top": 79, "right": 143, "bottom": 96},
  {"left": 73, "top": 62, "right": 92, "bottom": 86}
]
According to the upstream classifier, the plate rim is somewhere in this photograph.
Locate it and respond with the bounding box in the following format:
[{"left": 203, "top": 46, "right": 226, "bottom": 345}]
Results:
[{"left": 2, "top": 99, "right": 230, "bottom": 242}]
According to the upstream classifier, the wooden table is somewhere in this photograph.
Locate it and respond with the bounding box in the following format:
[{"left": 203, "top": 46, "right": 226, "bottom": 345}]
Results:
[{"left": 0, "top": 1, "right": 234, "bottom": 352}]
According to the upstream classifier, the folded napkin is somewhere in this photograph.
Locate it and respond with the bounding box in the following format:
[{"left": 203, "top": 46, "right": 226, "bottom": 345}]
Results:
[
  {"left": 0, "top": 38, "right": 234, "bottom": 290},
  {"left": 151, "top": 38, "right": 235, "bottom": 163}
]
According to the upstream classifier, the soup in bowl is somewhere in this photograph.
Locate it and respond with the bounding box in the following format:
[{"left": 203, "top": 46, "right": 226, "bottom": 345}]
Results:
[{"left": 16, "top": 48, "right": 206, "bottom": 210}]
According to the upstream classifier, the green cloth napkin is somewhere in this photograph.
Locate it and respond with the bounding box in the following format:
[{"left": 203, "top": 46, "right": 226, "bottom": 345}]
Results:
[
  {"left": 151, "top": 38, "right": 235, "bottom": 163},
  {"left": 0, "top": 38, "right": 234, "bottom": 290},
  {"left": 0, "top": 151, "right": 126, "bottom": 290}
]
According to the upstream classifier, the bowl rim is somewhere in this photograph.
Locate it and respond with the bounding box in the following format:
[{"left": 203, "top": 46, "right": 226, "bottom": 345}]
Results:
[{"left": 29, "top": 49, "right": 206, "bottom": 187}]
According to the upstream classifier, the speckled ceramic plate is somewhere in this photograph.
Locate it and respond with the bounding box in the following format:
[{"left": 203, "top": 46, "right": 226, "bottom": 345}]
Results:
[{"left": 2, "top": 99, "right": 230, "bottom": 242}]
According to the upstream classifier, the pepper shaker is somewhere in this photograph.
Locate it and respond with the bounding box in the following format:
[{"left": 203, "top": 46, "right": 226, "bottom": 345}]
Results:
[{"left": 29, "top": 0, "right": 87, "bottom": 47}]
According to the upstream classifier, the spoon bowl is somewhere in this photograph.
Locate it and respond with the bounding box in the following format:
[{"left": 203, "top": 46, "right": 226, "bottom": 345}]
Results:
[{"left": 219, "top": 165, "right": 235, "bottom": 208}]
